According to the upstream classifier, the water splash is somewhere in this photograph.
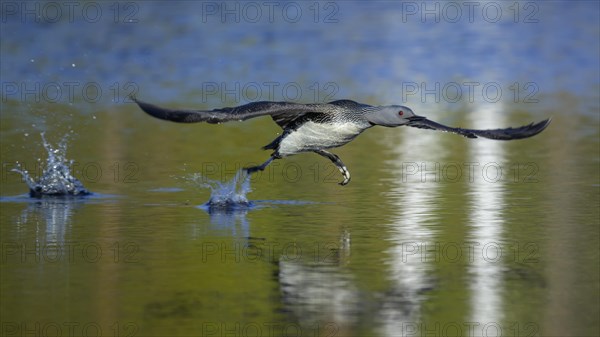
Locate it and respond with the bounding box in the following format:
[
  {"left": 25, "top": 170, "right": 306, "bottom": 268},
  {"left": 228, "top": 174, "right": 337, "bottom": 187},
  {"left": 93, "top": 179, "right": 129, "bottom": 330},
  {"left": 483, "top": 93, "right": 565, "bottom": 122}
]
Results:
[
  {"left": 12, "top": 133, "right": 90, "bottom": 198},
  {"left": 188, "top": 170, "right": 253, "bottom": 212}
]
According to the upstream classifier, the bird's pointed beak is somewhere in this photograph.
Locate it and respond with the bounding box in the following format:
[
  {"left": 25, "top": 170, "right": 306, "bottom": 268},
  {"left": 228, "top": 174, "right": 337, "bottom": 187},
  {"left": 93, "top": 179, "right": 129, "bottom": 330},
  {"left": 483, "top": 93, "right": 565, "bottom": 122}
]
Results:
[{"left": 406, "top": 115, "right": 427, "bottom": 125}]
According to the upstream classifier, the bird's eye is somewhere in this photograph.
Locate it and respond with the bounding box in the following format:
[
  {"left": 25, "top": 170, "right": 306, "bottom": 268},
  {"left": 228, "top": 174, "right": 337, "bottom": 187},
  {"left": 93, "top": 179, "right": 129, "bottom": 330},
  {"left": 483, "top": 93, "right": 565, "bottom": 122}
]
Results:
[{"left": 398, "top": 110, "right": 404, "bottom": 116}]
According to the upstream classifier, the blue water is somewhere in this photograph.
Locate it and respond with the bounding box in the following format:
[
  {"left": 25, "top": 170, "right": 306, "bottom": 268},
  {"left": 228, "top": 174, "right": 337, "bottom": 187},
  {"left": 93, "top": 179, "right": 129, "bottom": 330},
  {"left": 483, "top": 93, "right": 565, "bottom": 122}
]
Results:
[{"left": 1, "top": 1, "right": 598, "bottom": 114}]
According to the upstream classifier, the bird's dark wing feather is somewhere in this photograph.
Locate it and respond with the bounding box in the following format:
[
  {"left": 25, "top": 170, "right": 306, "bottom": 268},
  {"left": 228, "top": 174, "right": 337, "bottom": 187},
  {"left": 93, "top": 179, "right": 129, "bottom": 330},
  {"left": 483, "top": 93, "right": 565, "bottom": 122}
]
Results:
[
  {"left": 132, "top": 97, "right": 324, "bottom": 127},
  {"left": 406, "top": 117, "right": 551, "bottom": 140}
]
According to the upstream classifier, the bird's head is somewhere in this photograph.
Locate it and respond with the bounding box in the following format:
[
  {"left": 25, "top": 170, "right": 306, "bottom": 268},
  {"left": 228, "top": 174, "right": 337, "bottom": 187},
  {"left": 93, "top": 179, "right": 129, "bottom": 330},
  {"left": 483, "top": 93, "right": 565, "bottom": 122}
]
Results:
[{"left": 364, "top": 105, "right": 422, "bottom": 127}]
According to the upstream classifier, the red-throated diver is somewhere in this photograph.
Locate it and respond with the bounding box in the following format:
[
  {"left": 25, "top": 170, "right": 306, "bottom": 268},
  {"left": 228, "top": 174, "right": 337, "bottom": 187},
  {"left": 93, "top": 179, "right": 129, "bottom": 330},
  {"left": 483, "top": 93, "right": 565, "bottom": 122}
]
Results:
[{"left": 133, "top": 98, "right": 550, "bottom": 185}]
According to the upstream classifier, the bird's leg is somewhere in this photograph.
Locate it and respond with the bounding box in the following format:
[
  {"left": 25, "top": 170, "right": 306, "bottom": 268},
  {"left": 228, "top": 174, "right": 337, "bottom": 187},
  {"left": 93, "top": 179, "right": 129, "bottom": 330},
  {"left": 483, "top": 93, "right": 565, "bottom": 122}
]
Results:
[
  {"left": 244, "top": 156, "right": 275, "bottom": 175},
  {"left": 313, "top": 149, "right": 351, "bottom": 186}
]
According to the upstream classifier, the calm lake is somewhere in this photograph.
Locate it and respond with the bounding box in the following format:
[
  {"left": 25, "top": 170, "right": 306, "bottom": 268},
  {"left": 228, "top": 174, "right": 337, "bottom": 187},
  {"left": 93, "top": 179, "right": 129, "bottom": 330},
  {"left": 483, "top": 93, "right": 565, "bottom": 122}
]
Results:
[{"left": 1, "top": 2, "right": 599, "bottom": 337}]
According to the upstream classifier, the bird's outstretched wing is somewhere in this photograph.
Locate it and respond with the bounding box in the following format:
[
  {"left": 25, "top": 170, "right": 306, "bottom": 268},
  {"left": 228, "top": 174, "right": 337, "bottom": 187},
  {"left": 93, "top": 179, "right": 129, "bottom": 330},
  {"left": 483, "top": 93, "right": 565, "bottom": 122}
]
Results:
[
  {"left": 406, "top": 116, "right": 551, "bottom": 140},
  {"left": 132, "top": 97, "right": 323, "bottom": 127}
]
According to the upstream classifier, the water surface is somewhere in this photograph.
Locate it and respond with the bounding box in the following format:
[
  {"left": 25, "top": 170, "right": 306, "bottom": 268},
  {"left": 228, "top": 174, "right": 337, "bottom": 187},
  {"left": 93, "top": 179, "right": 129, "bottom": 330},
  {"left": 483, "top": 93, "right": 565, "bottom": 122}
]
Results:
[{"left": 1, "top": 2, "right": 599, "bottom": 336}]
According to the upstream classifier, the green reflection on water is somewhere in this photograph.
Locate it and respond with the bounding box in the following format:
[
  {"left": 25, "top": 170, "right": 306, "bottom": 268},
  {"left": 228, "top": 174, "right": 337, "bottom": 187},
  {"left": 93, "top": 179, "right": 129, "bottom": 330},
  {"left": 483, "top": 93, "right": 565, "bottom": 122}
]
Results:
[{"left": 1, "top": 97, "right": 598, "bottom": 337}]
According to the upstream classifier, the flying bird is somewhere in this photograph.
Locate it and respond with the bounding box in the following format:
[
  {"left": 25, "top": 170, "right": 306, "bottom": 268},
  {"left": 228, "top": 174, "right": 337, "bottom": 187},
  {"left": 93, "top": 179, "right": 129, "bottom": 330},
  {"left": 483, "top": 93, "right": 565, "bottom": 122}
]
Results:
[{"left": 133, "top": 98, "right": 550, "bottom": 185}]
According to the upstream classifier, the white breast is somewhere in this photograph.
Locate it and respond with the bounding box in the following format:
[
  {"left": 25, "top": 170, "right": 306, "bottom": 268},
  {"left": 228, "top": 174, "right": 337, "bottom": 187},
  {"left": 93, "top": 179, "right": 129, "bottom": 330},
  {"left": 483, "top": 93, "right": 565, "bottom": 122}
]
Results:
[{"left": 277, "top": 121, "right": 366, "bottom": 156}]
